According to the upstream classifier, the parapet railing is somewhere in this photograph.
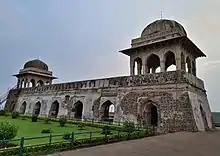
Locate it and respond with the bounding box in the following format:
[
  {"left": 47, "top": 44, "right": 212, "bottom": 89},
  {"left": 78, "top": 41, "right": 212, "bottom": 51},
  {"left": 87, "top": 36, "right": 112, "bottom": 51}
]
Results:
[{"left": 9, "top": 71, "right": 204, "bottom": 94}]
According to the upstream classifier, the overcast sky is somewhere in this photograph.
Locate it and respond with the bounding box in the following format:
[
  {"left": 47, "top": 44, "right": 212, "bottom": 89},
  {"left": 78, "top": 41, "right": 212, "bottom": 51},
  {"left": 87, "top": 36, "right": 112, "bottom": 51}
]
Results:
[{"left": 0, "top": 0, "right": 220, "bottom": 111}]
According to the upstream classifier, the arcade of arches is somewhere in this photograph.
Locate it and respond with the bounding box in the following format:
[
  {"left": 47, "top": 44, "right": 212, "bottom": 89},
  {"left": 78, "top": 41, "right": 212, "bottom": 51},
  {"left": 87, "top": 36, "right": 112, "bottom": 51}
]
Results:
[
  {"left": 100, "top": 100, "right": 115, "bottom": 122},
  {"left": 17, "top": 78, "right": 51, "bottom": 89},
  {"left": 132, "top": 51, "right": 196, "bottom": 76}
]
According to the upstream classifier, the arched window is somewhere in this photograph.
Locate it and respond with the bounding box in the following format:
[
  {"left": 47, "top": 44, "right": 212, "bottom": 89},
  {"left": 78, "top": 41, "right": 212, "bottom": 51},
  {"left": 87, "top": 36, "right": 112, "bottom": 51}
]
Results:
[
  {"left": 133, "top": 57, "right": 142, "bottom": 75},
  {"left": 192, "top": 61, "right": 196, "bottom": 76},
  {"left": 146, "top": 54, "right": 160, "bottom": 73},
  {"left": 165, "top": 51, "right": 176, "bottom": 71}
]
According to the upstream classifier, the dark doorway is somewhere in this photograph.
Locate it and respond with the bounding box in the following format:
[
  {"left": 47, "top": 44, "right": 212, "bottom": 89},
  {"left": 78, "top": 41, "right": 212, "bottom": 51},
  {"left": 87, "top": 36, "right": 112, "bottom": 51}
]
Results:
[
  {"left": 19, "top": 101, "right": 27, "bottom": 114},
  {"left": 33, "top": 102, "right": 41, "bottom": 116},
  {"left": 100, "top": 100, "right": 115, "bottom": 122},
  {"left": 200, "top": 105, "right": 209, "bottom": 130},
  {"left": 74, "top": 101, "right": 83, "bottom": 119},
  {"left": 49, "top": 100, "right": 59, "bottom": 118},
  {"left": 145, "top": 103, "right": 158, "bottom": 127},
  {"left": 151, "top": 105, "right": 158, "bottom": 126}
]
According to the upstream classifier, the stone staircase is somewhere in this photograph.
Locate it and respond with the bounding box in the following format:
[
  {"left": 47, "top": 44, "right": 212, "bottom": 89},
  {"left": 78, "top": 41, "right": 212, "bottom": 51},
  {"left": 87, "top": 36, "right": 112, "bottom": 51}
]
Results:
[{"left": 0, "top": 85, "right": 17, "bottom": 109}]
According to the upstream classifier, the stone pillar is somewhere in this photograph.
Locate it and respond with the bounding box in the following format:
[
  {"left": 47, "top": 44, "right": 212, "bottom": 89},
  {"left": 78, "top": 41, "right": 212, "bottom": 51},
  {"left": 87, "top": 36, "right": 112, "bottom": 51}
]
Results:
[
  {"left": 152, "top": 68, "right": 156, "bottom": 73},
  {"left": 130, "top": 59, "right": 134, "bottom": 75},
  {"left": 176, "top": 57, "right": 181, "bottom": 70},
  {"left": 142, "top": 64, "right": 146, "bottom": 74},
  {"left": 160, "top": 60, "right": 165, "bottom": 72},
  {"left": 137, "top": 62, "right": 142, "bottom": 75},
  {"left": 17, "top": 79, "right": 20, "bottom": 88}
]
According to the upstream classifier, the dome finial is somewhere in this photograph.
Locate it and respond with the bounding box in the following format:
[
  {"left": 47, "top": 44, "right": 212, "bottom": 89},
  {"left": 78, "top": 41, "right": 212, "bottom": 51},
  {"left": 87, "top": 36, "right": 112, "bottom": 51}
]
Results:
[{"left": 160, "top": 10, "right": 163, "bottom": 19}]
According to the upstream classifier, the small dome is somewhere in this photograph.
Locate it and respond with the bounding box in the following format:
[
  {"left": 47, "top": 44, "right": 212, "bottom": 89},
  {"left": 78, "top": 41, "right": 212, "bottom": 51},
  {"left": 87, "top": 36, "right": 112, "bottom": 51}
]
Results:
[
  {"left": 141, "top": 19, "right": 187, "bottom": 37},
  {"left": 23, "top": 59, "right": 49, "bottom": 71}
]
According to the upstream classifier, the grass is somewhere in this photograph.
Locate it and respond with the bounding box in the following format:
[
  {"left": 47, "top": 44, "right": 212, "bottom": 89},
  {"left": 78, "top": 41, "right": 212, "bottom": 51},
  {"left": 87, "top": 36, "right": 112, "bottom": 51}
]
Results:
[{"left": 0, "top": 116, "right": 105, "bottom": 145}]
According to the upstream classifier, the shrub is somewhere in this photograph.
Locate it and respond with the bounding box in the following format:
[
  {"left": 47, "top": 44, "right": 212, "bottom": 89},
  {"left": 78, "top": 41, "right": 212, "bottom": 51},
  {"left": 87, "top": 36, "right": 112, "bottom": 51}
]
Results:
[
  {"left": 0, "top": 121, "right": 18, "bottom": 140},
  {"left": 44, "top": 118, "right": 50, "bottom": 124},
  {"left": 63, "top": 133, "right": 71, "bottom": 140},
  {"left": 21, "top": 116, "right": 26, "bottom": 120},
  {"left": 101, "top": 125, "right": 111, "bottom": 135},
  {"left": 11, "top": 111, "right": 19, "bottom": 119},
  {"left": 41, "top": 128, "right": 52, "bottom": 134},
  {"left": 32, "top": 115, "right": 38, "bottom": 122},
  {"left": 59, "top": 117, "right": 67, "bottom": 127},
  {"left": 0, "top": 110, "right": 5, "bottom": 116},
  {"left": 78, "top": 122, "right": 85, "bottom": 130},
  {"left": 123, "top": 121, "right": 135, "bottom": 133}
]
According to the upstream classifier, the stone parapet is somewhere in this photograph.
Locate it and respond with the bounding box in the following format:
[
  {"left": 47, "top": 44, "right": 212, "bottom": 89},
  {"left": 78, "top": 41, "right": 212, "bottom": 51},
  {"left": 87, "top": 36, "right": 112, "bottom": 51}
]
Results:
[{"left": 10, "top": 71, "right": 205, "bottom": 95}]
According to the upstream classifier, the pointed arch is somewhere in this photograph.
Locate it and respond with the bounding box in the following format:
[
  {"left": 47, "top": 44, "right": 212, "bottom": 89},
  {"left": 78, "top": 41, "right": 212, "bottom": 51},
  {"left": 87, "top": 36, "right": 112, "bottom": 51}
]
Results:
[
  {"left": 49, "top": 100, "right": 59, "bottom": 118},
  {"left": 200, "top": 105, "right": 209, "bottom": 130},
  {"left": 19, "top": 101, "right": 27, "bottom": 114},
  {"left": 100, "top": 100, "right": 115, "bottom": 122},
  {"left": 30, "top": 79, "right": 35, "bottom": 87},
  {"left": 146, "top": 54, "right": 160, "bottom": 73},
  {"left": 133, "top": 57, "right": 143, "bottom": 75},
  {"left": 33, "top": 101, "right": 41, "bottom": 116},
  {"left": 72, "top": 101, "right": 83, "bottom": 119},
  {"left": 164, "top": 51, "right": 176, "bottom": 71},
  {"left": 37, "top": 80, "right": 44, "bottom": 86}
]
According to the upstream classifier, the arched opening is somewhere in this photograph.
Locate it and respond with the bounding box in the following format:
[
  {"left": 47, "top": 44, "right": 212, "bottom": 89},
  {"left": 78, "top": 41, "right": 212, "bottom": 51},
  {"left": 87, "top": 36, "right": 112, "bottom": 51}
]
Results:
[
  {"left": 200, "top": 105, "right": 209, "bottom": 130},
  {"left": 72, "top": 101, "right": 83, "bottom": 119},
  {"left": 165, "top": 51, "right": 176, "bottom": 71},
  {"left": 192, "top": 61, "right": 196, "bottom": 76},
  {"left": 21, "top": 79, "right": 25, "bottom": 88},
  {"left": 100, "top": 100, "right": 115, "bottom": 122},
  {"left": 146, "top": 54, "right": 160, "bottom": 73},
  {"left": 49, "top": 100, "right": 59, "bottom": 118},
  {"left": 186, "top": 57, "right": 191, "bottom": 73},
  {"left": 181, "top": 52, "right": 185, "bottom": 70},
  {"left": 144, "top": 103, "right": 158, "bottom": 126},
  {"left": 10, "top": 101, "right": 15, "bottom": 112},
  {"left": 33, "top": 101, "right": 41, "bottom": 116},
  {"left": 65, "top": 95, "right": 70, "bottom": 102},
  {"left": 36, "top": 80, "right": 44, "bottom": 86},
  {"left": 30, "top": 79, "right": 35, "bottom": 87},
  {"left": 133, "top": 57, "right": 142, "bottom": 75},
  {"left": 19, "top": 101, "right": 26, "bottom": 114}
]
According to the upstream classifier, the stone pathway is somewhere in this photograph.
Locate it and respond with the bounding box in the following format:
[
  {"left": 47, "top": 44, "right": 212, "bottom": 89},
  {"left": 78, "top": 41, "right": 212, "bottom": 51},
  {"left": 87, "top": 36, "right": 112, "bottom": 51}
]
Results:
[{"left": 50, "top": 129, "right": 220, "bottom": 156}]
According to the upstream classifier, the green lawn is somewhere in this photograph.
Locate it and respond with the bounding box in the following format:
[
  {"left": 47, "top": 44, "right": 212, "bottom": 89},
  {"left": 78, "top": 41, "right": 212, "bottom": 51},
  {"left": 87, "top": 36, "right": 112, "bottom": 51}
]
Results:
[{"left": 0, "top": 116, "right": 104, "bottom": 145}]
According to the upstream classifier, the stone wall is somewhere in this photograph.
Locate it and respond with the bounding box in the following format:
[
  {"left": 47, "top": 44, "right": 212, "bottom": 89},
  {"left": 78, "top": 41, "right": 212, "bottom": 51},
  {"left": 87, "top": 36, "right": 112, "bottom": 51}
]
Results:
[{"left": 5, "top": 70, "right": 212, "bottom": 133}]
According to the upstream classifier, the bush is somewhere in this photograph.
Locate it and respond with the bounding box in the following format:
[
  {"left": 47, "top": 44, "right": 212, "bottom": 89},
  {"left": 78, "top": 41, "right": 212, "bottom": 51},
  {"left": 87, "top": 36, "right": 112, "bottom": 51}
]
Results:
[
  {"left": 41, "top": 128, "right": 52, "bottom": 134},
  {"left": 0, "top": 110, "right": 5, "bottom": 116},
  {"left": 59, "top": 117, "right": 67, "bottom": 127},
  {"left": 101, "top": 125, "right": 111, "bottom": 135},
  {"left": 32, "top": 115, "right": 38, "bottom": 122},
  {"left": 11, "top": 111, "right": 19, "bottom": 119},
  {"left": 63, "top": 133, "right": 71, "bottom": 140},
  {"left": 78, "top": 122, "right": 85, "bottom": 130},
  {"left": 44, "top": 118, "right": 50, "bottom": 124},
  {"left": 0, "top": 121, "right": 18, "bottom": 140},
  {"left": 123, "top": 121, "right": 135, "bottom": 133}
]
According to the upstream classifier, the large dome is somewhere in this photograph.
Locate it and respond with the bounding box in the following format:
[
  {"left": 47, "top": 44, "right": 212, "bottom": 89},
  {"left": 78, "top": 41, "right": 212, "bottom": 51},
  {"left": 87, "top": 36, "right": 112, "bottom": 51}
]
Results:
[
  {"left": 141, "top": 19, "right": 187, "bottom": 37},
  {"left": 23, "top": 59, "right": 49, "bottom": 71}
]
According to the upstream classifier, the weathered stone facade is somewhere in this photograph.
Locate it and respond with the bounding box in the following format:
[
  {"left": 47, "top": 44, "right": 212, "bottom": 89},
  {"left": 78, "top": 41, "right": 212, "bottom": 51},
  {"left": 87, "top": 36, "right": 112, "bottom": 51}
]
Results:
[{"left": 4, "top": 19, "right": 214, "bottom": 133}]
